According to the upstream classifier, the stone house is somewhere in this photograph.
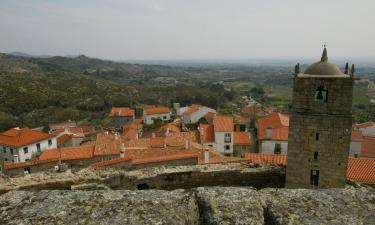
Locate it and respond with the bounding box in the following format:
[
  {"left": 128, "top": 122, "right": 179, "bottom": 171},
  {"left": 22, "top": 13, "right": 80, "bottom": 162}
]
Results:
[
  {"left": 0, "top": 127, "right": 57, "bottom": 163},
  {"left": 109, "top": 107, "right": 135, "bottom": 129}
]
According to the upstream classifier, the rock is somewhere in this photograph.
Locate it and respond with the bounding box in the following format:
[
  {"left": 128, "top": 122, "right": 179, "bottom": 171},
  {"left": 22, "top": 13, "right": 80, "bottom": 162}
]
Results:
[
  {"left": 0, "top": 190, "right": 199, "bottom": 225},
  {"left": 194, "top": 187, "right": 264, "bottom": 225},
  {"left": 261, "top": 188, "right": 375, "bottom": 225},
  {"left": 70, "top": 183, "right": 111, "bottom": 190}
]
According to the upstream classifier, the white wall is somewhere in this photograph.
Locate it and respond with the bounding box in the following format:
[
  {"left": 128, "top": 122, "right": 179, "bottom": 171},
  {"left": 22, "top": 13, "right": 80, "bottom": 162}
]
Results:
[
  {"left": 359, "top": 126, "right": 375, "bottom": 137},
  {"left": 214, "top": 131, "right": 233, "bottom": 154},
  {"left": 1, "top": 137, "right": 57, "bottom": 163},
  {"left": 260, "top": 140, "right": 288, "bottom": 155},
  {"left": 144, "top": 113, "right": 171, "bottom": 125},
  {"left": 183, "top": 107, "right": 216, "bottom": 124},
  {"left": 349, "top": 141, "right": 361, "bottom": 157}
]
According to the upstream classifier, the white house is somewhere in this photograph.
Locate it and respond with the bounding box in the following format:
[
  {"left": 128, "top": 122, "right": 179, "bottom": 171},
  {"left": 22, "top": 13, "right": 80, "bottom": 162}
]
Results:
[
  {"left": 0, "top": 127, "right": 57, "bottom": 163},
  {"left": 257, "top": 112, "right": 289, "bottom": 155},
  {"left": 179, "top": 105, "right": 216, "bottom": 124},
  {"left": 213, "top": 115, "right": 234, "bottom": 155},
  {"left": 143, "top": 107, "right": 171, "bottom": 125}
]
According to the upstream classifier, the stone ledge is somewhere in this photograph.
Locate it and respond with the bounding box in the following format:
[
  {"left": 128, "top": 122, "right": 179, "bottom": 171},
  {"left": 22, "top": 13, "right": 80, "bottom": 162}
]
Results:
[{"left": 0, "top": 187, "right": 374, "bottom": 225}]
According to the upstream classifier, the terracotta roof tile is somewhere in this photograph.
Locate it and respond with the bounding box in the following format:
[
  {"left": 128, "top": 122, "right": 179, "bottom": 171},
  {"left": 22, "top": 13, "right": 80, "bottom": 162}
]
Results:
[
  {"left": 199, "top": 124, "right": 215, "bottom": 143},
  {"left": 110, "top": 107, "right": 134, "bottom": 117},
  {"left": 245, "top": 153, "right": 287, "bottom": 165},
  {"left": 213, "top": 115, "right": 234, "bottom": 132},
  {"left": 90, "top": 157, "right": 132, "bottom": 168},
  {"left": 144, "top": 107, "right": 170, "bottom": 115},
  {"left": 4, "top": 159, "right": 59, "bottom": 170},
  {"left": 159, "top": 124, "right": 181, "bottom": 133},
  {"left": 183, "top": 105, "right": 200, "bottom": 116},
  {"left": 0, "top": 128, "right": 56, "bottom": 148},
  {"left": 94, "top": 133, "right": 122, "bottom": 156},
  {"left": 233, "top": 132, "right": 251, "bottom": 145},
  {"left": 258, "top": 113, "right": 289, "bottom": 141},
  {"left": 39, "top": 146, "right": 95, "bottom": 161},
  {"left": 57, "top": 134, "right": 72, "bottom": 145},
  {"left": 245, "top": 153, "right": 375, "bottom": 184},
  {"left": 150, "top": 137, "right": 165, "bottom": 148},
  {"left": 347, "top": 157, "right": 375, "bottom": 184}
]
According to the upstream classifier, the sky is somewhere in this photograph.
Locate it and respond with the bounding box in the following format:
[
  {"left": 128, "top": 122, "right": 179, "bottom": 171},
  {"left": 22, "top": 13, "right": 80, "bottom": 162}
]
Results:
[{"left": 0, "top": 0, "right": 374, "bottom": 61}]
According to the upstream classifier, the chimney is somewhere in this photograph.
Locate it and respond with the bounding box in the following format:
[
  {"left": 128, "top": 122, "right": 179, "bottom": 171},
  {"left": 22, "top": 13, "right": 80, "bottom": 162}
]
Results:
[
  {"left": 114, "top": 133, "right": 119, "bottom": 140},
  {"left": 164, "top": 143, "right": 167, "bottom": 149},
  {"left": 204, "top": 147, "right": 209, "bottom": 164},
  {"left": 185, "top": 140, "right": 189, "bottom": 150},
  {"left": 245, "top": 128, "right": 248, "bottom": 132},
  {"left": 120, "top": 144, "right": 125, "bottom": 158},
  {"left": 166, "top": 128, "right": 170, "bottom": 136},
  {"left": 152, "top": 133, "right": 156, "bottom": 138}
]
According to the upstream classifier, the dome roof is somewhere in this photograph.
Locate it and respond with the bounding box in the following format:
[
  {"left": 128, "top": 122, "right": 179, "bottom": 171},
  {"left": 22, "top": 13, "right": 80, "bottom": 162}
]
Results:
[{"left": 303, "top": 48, "right": 343, "bottom": 75}]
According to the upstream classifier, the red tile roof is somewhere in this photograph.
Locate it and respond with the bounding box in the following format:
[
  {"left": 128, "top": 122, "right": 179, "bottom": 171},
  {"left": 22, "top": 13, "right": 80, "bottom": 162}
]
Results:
[
  {"left": 39, "top": 146, "right": 95, "bottom": 161},
  {"left": 57, "top": 134, "right": 72, "bottom": 145},
  {"left": 0, "top": 128, "right": 56, "bottom": 148},
  {"left": 241, "top": 107, "right": 267, "bottom": 116},
  {"left": 199, "top": 124, "right": 215, "bottom": 143},
  {"left": 159, "top": 124, "right": 181, "bottom": 133},
  {"left": 245, "top": 153, "right": 287, "bottom": 165},
  {"left": 245, "top": 153, "right": 375, "bottom": 184},
  {"left": 183, "top": 105, "right": 200, "bottom": 116},
  {"left": 361, "top": 136, "right": 375, "bottom": 158},
  {"left": 110, "top": 107, "right": 134, "bottom": 117},
  {"left": 258, "top": 113, "right": 289, "bottom": 141},
  {"left": 144, "top": 107, "right": 170, "bottom": 115},
  {"left": 150, "top": 137, "right": 165, "bottom": 148},
  {"left": 123, "top": 129, "right": 138, "bottom": 140},
  {"left": 94, "top": 133, "right": 122, "bottom": 156},
  {"left": 213, "top": 115, "right": 234, "bottom": 132},
  {"left": 4, "top": 159, "right": 59, "bottom": 170},
  {"left": 133, "top": 154, "right": 198, "bottom": 165},
  {"left": 49, "top": 121, "right": 77, "bottom": 131},
  {"left": 233, "top": 132, "right": 251, "bottom": 145},
  {"left": 347, "top": 157, "right": 375, "bottom": 184},
  {"left": 90, "top": 157, "right": 132, "bottom": 168}
]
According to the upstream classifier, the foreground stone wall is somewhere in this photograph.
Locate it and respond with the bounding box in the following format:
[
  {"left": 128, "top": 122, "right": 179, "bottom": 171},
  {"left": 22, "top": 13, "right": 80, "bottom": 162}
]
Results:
[
  {"left": 0, "top": 163, "right": 285, "bottom": 193},
  {"left": 1, "top": 187, "right": 374, "bottom": 225}
]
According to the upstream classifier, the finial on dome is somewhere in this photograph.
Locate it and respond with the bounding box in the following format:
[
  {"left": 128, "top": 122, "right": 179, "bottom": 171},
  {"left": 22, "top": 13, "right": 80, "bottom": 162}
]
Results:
[
  {"left": 344, "top": 62, "right": 349, "bottom": 74},
  {"left": 321, "top": 47, "right": 328, "bottom": 62}
]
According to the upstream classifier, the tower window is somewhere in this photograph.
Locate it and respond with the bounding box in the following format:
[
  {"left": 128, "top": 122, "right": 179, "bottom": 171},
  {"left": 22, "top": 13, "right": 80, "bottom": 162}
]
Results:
[
  {"left": 315, "top": 133, "right": 319, "bottom": 141},
  {"left": 314, "top": 152, "right": 319, "bottom": 160},
  {"left": 315, "top": 86, "right": 328, "bottom": 102},
  {"left": 310, "top": 170, "right": 319, "bottom": 186}
]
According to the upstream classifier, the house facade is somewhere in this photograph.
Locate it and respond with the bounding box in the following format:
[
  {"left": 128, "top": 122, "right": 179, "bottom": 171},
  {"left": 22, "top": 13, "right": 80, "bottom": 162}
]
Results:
[
  {"left": 213, "top": 115, "right": 234, "bottom": 155},
  {"left": 257, "top": 112, "right": 289, "bottom": 155},
  {"left": 0, "top": 128, "right": 57, "bottom": 163},
  {"left": 109, "top": 107, "right": 135, "bottom": 128},
  {"left": 143, "top": 107, "right": 171, "bottom": 125}
]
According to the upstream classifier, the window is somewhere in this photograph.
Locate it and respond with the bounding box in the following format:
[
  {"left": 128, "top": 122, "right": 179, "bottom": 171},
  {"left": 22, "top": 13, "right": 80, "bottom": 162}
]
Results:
[
  {"left": 310, "top": 170, "right": 319, "bottom": 186},
  {"left": 10, "top": 149, "right": 13, "bottom": 155},
  {"left": 224, "top": 145, "right": 230, "bottom": 151},
  {"left": 354, "top": 154, "right": 358, "bottom": 158},
  {"left": 4, "top": 158, "right": 7, "bottom": 161},
  {"left": 315, "top": 86, "right": 328, "bottom": 102},
  {"left": 163, "top": 116, "right": 167, "bottom": 119},
  {"left": 314, "top": 152, "right": 319, "bottom": 160},
  {"left": 315, "top": 133, "right": 319, "bottom": 141},
  {"left": 224, "top": 133, "right": 231, "bottom": 143},
  {"left": 48, "top": 140, "right": 52, "bottom": 146},
  {"left": 36, "top": 143, "right": 41, "bottom": 152},
  {"left": 208, "top": 144, "right": 213, "bottom": 147},
  {"left": 24, "top": 147, "right": 28, "bottom": 154},
  {"left": 3, "top": 147, "right": 6, "bottom": 154},
  {"left": 274, "top": 143, "right": 281, "bottom": 155}
]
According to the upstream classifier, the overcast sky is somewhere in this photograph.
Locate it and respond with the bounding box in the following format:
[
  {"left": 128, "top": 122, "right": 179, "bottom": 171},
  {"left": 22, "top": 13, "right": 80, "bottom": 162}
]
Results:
[{"left": 0, "top": 0, "right": 374, "bottom": 61}]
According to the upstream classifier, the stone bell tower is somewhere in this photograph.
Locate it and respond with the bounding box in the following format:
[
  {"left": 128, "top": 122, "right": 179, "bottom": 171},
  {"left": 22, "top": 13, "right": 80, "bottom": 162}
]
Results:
[{"left": 286, "top": 47, "right": 355, "bottom": 188}]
